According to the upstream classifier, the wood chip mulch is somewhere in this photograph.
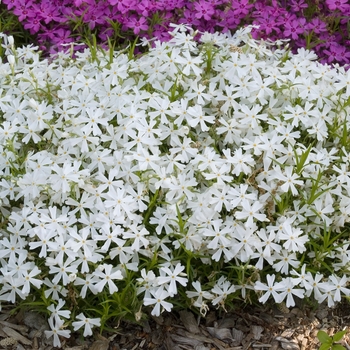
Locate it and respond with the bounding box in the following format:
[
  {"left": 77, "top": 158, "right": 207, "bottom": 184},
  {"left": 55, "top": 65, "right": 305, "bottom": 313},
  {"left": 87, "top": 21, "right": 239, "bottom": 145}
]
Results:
[{"left": 1, "top": 300, "right": 350, "bottom": 350}]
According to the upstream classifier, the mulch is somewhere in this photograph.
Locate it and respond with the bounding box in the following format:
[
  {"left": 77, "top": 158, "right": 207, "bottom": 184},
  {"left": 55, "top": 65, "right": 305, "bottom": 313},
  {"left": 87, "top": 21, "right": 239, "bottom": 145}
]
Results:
[{"left": 1, "top": 300, "right": 350, "bottom": 350}]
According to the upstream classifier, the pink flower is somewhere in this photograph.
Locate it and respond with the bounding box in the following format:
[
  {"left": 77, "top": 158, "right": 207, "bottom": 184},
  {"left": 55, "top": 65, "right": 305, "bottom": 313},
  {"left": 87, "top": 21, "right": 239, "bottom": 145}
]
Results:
[
  {"left": 306, "top": 18, "right": 328, "bottom": 34},
  {"left": 124, "top": 16, "right": 149, "bottom": 35},
  {"left": 194, "top": 1, "right": 215, "bottom": 20},
  {"left": 326, "top": 0, "right": 350, "bottom": 12},
  {"left": 24, "top": 16, "right": 42, "bottom": 34},
  {"left": 283, "top": 19, "right": 305, "bottom": 40},
  {"left": 231, "top": 0, "right": 253, "bottom": 16}
]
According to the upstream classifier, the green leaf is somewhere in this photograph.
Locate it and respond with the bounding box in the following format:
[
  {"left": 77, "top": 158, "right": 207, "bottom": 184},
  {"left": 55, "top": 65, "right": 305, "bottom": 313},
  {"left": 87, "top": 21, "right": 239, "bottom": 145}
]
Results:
[
  {"left": 332, "top": 345, "right": 346, "bottom": 350},
  {"left": 318, "top": 330, "right": 332, "bottom": 343},
  {"left": 341, "top": 118, "right": 348, "bottom": 148},
  {"left": 319, "top": 343, "right": 331, "bottom": 350},
  {"left": 292, "top": 142, "right": 313, "bottom": 175},
  {"left": 333, "top": 330, "right": 347, "bottom": 342}
]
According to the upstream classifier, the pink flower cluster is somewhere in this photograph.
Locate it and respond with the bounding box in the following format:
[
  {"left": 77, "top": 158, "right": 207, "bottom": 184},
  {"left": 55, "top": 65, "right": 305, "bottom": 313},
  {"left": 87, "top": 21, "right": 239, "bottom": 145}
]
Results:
[
  {"left": 2, "top": 0, "right": 350, "bottom": 67},
  {"left": 250, "top": 0, "right": 350, "bottom": 67}
]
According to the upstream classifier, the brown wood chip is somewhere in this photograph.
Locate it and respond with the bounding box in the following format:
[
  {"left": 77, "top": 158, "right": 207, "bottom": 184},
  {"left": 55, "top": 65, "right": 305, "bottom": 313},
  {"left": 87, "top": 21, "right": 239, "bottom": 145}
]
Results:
[
  {"left": 251, "top": 325, "right": 264, "bottom": 340},
  {"left": 179, "top": 310, "right": 201, "bottom": 334},
  {"left": 165, "top": 332, "right": 182, "bottom": 350},
  {"left": 2, "top": 326, "right": 32, "bottom": 346},
  {"left": 281, "top": 329, "right": 295, "bottom": 338},
  {"left": 217, "top": 317, "right": 236, "bottom": 329},
  {"left": 232, "top": 328, "right": 244, "bottom": 345},
  {"left": 194, "top": 345, "right": 211, "bottom": 350},
  {"left": 183, "top": 330, "right": 227, "bottom": 350},
  {"left": 170, "top": 333, "right": 202, "bottom": 347},
  {"left": 206, "top": 326, "right": 234, "bottom": 343},
  {"left": 88, "top": 339, "right": 109, "bottom": 350},
  {"left": 0, "top": 320, "right": 29, "bottom": 333},
  {"left": 252, "top": 344, "right": 272, "bottom": 348},
  {"left": 0, "top": 337, "right": 18, "bottom": 347}
]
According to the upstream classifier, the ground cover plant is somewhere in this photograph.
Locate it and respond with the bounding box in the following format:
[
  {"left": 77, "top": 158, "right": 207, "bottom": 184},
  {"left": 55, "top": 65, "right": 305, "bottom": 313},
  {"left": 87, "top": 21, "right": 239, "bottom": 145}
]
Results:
[
  {"left": 1, "top": 24, "right": 350, "bottom": 347},
  {"left": 1, "top": 0, "right": 350, "bottom": 67}
]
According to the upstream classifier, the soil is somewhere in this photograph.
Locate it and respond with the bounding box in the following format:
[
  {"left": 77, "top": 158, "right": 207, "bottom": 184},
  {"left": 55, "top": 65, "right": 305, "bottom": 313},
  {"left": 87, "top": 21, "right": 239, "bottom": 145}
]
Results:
[{"left": 1, "top": 300, "right": 350, "bottom": 350}]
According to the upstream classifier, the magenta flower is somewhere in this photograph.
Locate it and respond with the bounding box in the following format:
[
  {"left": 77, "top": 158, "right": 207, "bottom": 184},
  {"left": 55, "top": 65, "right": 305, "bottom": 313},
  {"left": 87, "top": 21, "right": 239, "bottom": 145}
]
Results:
[
  {"left": 124, "top": 16, "right": 149, "bottom": 35},
  {"left": 179, "top": 8, "right": 201, "bottom": 27},
  {"left": 37, "top": 1, "right": 65, "bottom": 24},
  {"left": 109, "top": 0, "right": 137, "bottom": 14},
  {"left": 13, "top": 6, "right": 31, "bottom": 22},
  {"left": 251, "top": 1, "right": 265, "bottom": 17},
  {"left": 326, "top": 0, "right": 350, "bottom": 12},
  {"left": 83, "top": 2, "right": 108, "bottom": 30},
  {"left": 283, "top": 19, "right": 305, "bottom": 40},
  {"left": 324, "top": 42, "right": 350, "bottom": 64},
  {"left": 194, "top": 1, "right": 215, "bottom": 20},
  {"left": 2, "top": 0, "right": 17, "bottom": 10},
  {"left": 24, "top": 16, "right": 42, "bottom": 34},
  {"left": 102, "top": 6, "right": 119, "bottom": 23},
  {"left": 290, "top": 0, "right": 308, "bottom": 12},
  {"left": 323, "top": 42, "right": 342, "bottom": 63},
  {"left": 254, "top": 14, "right": 281, "bottom": 35},
  {"left": 231, "top": 0, "right": 253, "bottom": 16},
  {"left": 137, "top": 0, "right": 153, "bottom": 17},
  {"left": 306, "top": 18, "right": 328, "bottom": 34},
  {"left": 74, "top": 0, "right": 84, "bottom": 6},
  {"left": 217, "top": 9, "right": 241, "bottom": 33}
]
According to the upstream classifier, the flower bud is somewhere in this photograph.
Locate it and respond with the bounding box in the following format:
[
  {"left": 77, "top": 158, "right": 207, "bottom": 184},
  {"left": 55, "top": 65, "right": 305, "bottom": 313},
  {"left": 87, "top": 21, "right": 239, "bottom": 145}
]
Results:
[
  {"left": 8, "top": 36, "right": 14, "bottom": 47},
  {"left": 182, "top": 126, "right": 189, "bottom": 135},
  {"left": 69, "top": 273, "right": 77, "bottom": 282},
  {"left": 7, "top": 55, "right": 15, "bottom": 66},
  {"left": 28, "top": 98, "right": 39, "bottom": 110}
]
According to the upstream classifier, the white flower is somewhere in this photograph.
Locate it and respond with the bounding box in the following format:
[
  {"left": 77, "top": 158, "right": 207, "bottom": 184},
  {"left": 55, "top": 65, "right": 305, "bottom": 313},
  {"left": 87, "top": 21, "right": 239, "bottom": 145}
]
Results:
[
  {"left": 223, "top": 148, "right": 255, "bottom": 176},
  {"left": 122, "top": 225, "right": 150, "bottom": 251},
  {"left": 272, "top": 250, "right": 300, "bottom": 274},
  {"left": 157, "top": 263, "right": 188, "bottom": 296},
  {"left": 94, "top": 264, "right": 123, "bottom": 294},
  {"left": 202, "top": 219, "right": 231, "bottom": 250},
  {"left": 186, "top": 281, "right": 213, "bottom": 307},
  {"left": 211, "top": 279, "right": 235, "bottom": 306},
  {"left": 175, "top": 50, "right": 203, "bottom": 76},
  {"left": 187, "top": 105, "right": 215, "bottom": 132},
  {"left": 143, "top": 287, "right": 173, "bottom": 316},
  {"left": 235, "top": 200, "right": 268, "bottom": 228},
  {"left": 21, "top": 266, "right": 43, "bottom": 294},
  {"left": 47, "top": 299, "right": 71, "bottom": 323},
  {"left": 270, "top": 166, "right": 303, "bottom": 196},
  {"left": 328, "top": 275, "right": 350, "bottom": 302},
  {"left": 278, "top": 220, "right": 308, "bottom": 253},
  {"left": 45, "top": 317, "right": 71, "bottom": 348},
  {"left": 256, "top": 229, "right": 281, "bottom": 257},
  {"left": 277, "top": 277, "right": 304, "bottom": 308},
  {"left": 334, "top": 69, "right": 350, "bottom": 96},
  {"left": 137, "top": 269, "right": 157, "bottom": 298},
  {"left": 72, "top": 313, "right": 101, "bottom": 337},
  {"left": 43, "top": 278, "right": 68, "bottom": 300},
  {"left": 254, "top": 274, "right": 283, "bottom": 304}
]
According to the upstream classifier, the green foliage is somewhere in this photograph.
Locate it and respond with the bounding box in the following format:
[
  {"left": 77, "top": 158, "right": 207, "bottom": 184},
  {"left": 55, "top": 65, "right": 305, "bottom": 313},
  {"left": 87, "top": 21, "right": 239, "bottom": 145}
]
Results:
[
  {"left": 292, "top": 143, "right": 314, "bottom": 175},
  {"left": 317, "top": 330, "right": 347, "bottom": 350}
]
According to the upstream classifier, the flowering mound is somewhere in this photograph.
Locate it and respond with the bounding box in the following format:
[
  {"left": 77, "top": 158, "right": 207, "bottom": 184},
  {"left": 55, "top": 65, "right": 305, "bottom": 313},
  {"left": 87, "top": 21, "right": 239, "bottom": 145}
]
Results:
[{"left": 1, "top": 25, "right": 350, "bottom": 346}]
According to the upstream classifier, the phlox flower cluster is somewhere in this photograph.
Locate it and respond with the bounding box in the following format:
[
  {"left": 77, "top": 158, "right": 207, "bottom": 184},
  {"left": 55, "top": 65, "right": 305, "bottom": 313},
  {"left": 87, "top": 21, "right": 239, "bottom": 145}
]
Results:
[
  {"left": 1, "top": 25, "right": 350, "bottom": 345},
  {"left": 1, "top": 0, "right": 350, "bottom": 67},
  {"left": 249, "top": 0, "right": 350, "bottom": 68}
]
